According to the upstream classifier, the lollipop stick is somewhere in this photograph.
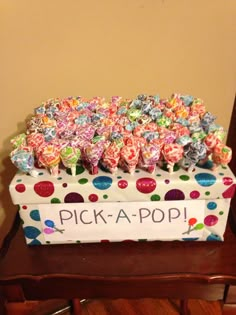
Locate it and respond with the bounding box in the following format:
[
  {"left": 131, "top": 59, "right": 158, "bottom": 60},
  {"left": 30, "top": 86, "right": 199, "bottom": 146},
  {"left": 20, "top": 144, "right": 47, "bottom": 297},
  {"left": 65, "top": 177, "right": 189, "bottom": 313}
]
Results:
[
  {"left": 50, "top": 165, "right": 59, "bottom": 176},
  {"left": 71, "top": 165, "right": 76, "bottom": 176},
  {"left": 29, "top": 169, "right": 40, "bottom": 178}
]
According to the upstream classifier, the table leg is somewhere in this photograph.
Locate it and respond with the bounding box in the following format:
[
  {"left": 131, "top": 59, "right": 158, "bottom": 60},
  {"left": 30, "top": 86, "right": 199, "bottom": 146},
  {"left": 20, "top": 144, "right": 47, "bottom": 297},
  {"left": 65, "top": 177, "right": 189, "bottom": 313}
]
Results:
[
  {"left": 0, "top": 287, "right": 7, "bottom": 315},
  {"left": 72, "top": 299, "right": 83, "bottom": 315},
  {"left": 180, "top": 299, "right": 190, "bottom": 315}
]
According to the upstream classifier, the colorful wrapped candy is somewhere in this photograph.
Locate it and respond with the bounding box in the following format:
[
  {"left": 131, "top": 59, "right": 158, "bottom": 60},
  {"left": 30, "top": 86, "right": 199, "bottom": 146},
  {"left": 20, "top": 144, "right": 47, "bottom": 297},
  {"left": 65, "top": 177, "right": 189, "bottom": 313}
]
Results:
[
  {"left": 9, "top": 93, "right": 233, "bottom": 176},
  {"left": 10, "top": 146, "right": 39, "bottom": 177},
  {"left": 60, "top": 146, "right": 81, "bottom": 176}
]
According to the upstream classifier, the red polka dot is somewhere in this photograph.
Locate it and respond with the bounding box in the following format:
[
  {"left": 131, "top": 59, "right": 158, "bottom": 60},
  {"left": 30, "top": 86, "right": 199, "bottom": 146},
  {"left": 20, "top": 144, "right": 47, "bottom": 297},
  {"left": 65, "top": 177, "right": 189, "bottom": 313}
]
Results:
[
  {"left": 118, "top": 180, "right": 128, "bottom": 189},
  {"left": 89, "top": 194, "right": 98, "bottom": 202},
  {"left": 15, "top": 184, "right": 26, "bottom": 193},
  {"left": 22, "top": 205, "right": 27, "bottom": 210},
  {"left": 223, "top": 177, "right": 233, "bottom": 186},
  {"left": 34, "top": 181, "right": 54, "bottom": 197},
  {"left": 190, "top": 190, "right": 200, "bottom": 199},
  {"left": 100, "top": 239, "right": 110, "bottom": 243},
  {"left": 136, "top": 178, "right": 156, "bottom": 194},
  {"left": 62, "top": 183, "right": 68, "bottom": 188}
]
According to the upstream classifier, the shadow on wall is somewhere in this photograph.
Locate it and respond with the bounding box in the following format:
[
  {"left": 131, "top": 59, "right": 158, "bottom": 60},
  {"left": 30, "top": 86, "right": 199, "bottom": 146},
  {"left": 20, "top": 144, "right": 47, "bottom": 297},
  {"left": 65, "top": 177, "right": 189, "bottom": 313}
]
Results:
[{"left": 0, "top": 121, "right": 26, "bottom": 245}]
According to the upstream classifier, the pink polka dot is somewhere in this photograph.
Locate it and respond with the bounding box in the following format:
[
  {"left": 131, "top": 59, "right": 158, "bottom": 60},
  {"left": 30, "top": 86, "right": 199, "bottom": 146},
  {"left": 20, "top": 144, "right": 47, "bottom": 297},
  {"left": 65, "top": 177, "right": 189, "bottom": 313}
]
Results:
[
  {"left": 89, "top": 194, "right": 98, "bottom": 202},
  {"left": 118, "top": 180, "right": 128, "bottom": 189},
  {"left": 136, "top": 178, "right": 156, "bottom": 194},
  {"left": 165, "top": 179, "right": 170, "bottom": 184},
  {"left": 15, "top": 184, "right": 26, "bottom": 193},
  {"left": 190, "top": 190, "right": 200, "bottom": 199},
  {"left": 223, "top": 177, "right": 233, "bottom": 186},
  {"left": 204, "top": 215, "right": 218, "bottom": 226},
  {"left": 34, "top": 181, "right": 55, "bottom": 197}
]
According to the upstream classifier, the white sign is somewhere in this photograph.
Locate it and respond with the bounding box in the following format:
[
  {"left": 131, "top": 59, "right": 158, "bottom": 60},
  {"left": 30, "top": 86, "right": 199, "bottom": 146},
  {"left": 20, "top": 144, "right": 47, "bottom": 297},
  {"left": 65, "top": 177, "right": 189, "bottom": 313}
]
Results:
[{"left": 38, "top": 200, "right": 205, "bottom": 243}]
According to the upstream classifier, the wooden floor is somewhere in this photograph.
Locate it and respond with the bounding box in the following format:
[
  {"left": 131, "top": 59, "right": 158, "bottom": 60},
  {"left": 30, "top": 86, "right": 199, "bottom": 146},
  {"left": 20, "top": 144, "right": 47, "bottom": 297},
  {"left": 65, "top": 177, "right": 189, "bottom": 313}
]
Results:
[{"left": 6, "top": 298, "right": 223, "bottom": 315}]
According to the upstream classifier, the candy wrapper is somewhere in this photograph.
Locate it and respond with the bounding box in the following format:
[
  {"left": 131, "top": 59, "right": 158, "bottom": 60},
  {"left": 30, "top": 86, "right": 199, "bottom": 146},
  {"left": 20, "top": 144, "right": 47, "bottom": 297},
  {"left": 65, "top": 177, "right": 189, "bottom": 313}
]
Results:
[
  {"left": 37, "top": 144, "right": 60, "bottom": 176},
  {"left": 60, "top": 146, "right": 81, "bottom": 176},
  {"left": 10, "top": 146, "right": 39, "bottom": 177},
  {"left": 9, "top": 93, "right": 233, "bottom": 176}
]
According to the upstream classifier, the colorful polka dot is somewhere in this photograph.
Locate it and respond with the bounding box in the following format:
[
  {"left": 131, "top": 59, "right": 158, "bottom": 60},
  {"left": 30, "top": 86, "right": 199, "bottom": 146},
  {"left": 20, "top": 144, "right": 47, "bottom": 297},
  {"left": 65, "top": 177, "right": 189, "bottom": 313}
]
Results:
[
  {"left": 29, "top": 239, "right": 42, "bottom": 245},
  {"left": 205, "top": 191, "right": 210, "bottom": 196},
  {"left": 222, "top": 185, "right": 236, "bottom": 198},
  {"left": 16, "top": 179, "right": 22, "bottom": 182},
  {"left": 165, "top": 189, "right": 185, "bottom": 200},
  {"left": 165, "top": 179, "right": 170, "bottom": 184},
  {"left": 62, "top": 183, "right": 68, "bottom": 188},
  {"left": 103, "top": 194, "right": 108, "bottom": 199},
  {"left": 22, "top": 205, "right": 27, "bottom": 210},
  {"left": 24, "top": 226, "right": 41, "bottom": 239},
  {"left": 195, "top": 173, "right": 216, "bottom": 187},
  {"left": 136, "top": 178, "right": 156, "bottom": 194},
  {"left": 190, "top": 190, "right": 200, "bottom": 199},
  {"left": 66, "top": 165, "right": 85, "bottom": 175},
  {"left": 30, "top": 209, "right": 40, "bottom": 221},
  {"left": 93, "top": 176, "right": 112, "bottom": 190},
  {"left": 57, "top": 177, "right": 62, "bottom": 180},
  {"left": 223, "top": 177, "right": 234, "bottom": 186},
  {"left": 151, "top": 194, "right": 161, "bottom": 201},
  {"left": 89, "top": 194, "right": 98, "bottom": 202},
  {"left": 219, "top": 211, "right": 224, "bottom": 215},
  {"left": 118, "top": 180, "right": 128, "bottom": 189},
  {"left": 179, "top": 175, "right": 190, "bottom": 181},
  {"left": 206, "top": 234, "right": 221, "bottom": 241},
  {"left": 78, "top": 178, "right": 88, "bottom": 184},
  {"left": 207, "top": 202, "right": 217, "bottom": 210},
  {"left": 38, "top": 172, "right": 44, "bottom": 176},
  {"left": 64, "top": 192, "right": 84, "bottom": 203},
  {"left": 51, "top": 197, "right": 61, "bottom": 203},
  {"left": 34, "top": 181, "right": 54, "bottom": 197},
  {"left": 15, "top": 184, "right": 26, "bottom": 193},
  {"left": 204, "top": 215, "right": 218, "bottom": 226}
]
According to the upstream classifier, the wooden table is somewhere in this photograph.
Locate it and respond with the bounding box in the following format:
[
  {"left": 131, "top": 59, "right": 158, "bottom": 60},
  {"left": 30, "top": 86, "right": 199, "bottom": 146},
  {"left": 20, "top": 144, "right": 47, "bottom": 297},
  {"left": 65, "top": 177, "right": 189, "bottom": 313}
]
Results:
[{"left": 1, "top": 205, "right": 236, "bottom": 315}]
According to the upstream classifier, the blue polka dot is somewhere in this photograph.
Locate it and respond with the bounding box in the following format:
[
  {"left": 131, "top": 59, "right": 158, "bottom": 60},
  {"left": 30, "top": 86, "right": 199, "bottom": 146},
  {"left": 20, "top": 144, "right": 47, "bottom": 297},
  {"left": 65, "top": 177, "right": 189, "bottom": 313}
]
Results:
[
  {"left": 197, "top": 160, "right": 213, "bottom": 169},
  {"left": 206, "top": 234, "right": 222, "bottom": 241},
  {"left": 30, "top": 209, "right": 41, "bottom": 221},
  {"left": 182, "top": 238, "right": 199, "bottom": 241},
  {"left": 207, "top": 202, "right": 217, "bottom": 210},
  {"left": 195, "top": 173, "right": 216, "bottom": 187},
  {"left": 29, "top": 239, "right": 42, "bottom": 245},
  {"left": 92, "top": 176, "right": 113, "bottom": 190},
  {"left": 24, "top": 226, "right": 41, "bottom": 239}
]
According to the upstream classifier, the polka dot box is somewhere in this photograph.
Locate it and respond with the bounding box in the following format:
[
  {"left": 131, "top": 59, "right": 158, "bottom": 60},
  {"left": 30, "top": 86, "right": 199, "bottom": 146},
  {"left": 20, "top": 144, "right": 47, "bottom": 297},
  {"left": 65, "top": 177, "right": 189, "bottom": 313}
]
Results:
[{"left": 9, "top": 163, "right": 236, "bottom": 245}]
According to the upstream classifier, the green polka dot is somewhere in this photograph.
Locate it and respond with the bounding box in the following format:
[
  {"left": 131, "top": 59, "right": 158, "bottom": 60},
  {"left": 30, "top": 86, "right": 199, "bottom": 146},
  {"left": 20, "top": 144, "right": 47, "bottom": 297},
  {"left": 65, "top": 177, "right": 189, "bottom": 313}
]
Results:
[
  {"left": 117, "top": 176, "right": 122, "bottom": 179},
  {"left": 222, "top": 166, "right": 227, "bottom": 169},
  {"left": 205, "top": 191, "right": 210, "bottom": 196},
  {"left": 76, "top": 240, "right": 81, "bottom": 243},
  {"left": 219, "top": 211, "right": 224, "bottom": 215},
  {"left": 39, "top": 172, "right": 44, "bottom": 175},
  {"left": 17, "top": 205, "right": 20, "bottom": 211},
  {"left": 156, "top": 174, "right": 161, "bottom": 177},
  {"left": 179, "top": 175, "right": 190, "bottom": 181},
  {"left": 57, "top": 177, "right": 62, "bottom": 180},
  {"left": 103, "top": 194, "right": 108, "bottom": 199},
  {"left": 135, "top": 169, "right": 140, "bottom": 173},
  {"left": 219, "top": 173, "right": 224, "bottom": 176},
  {"left": 151, "top": 194, "right": 161, "bottom": 201},
  {"left": 46, "top": 241, "right": 51, "bottom": 244},
  {"left": 66, "top": 165, "right": 85, "bottom": 175},
  {"left": 138, "top": 239, "right": 147, "bottom": 242},
  {"left": 78, "top": 178, "right": 88, "bottom": 184},
  {"left": 16, "top": 179, "right": 22, "bottom": 182},
  {"left": 51, "top": 198, "right": 61, "bottom": 203}
]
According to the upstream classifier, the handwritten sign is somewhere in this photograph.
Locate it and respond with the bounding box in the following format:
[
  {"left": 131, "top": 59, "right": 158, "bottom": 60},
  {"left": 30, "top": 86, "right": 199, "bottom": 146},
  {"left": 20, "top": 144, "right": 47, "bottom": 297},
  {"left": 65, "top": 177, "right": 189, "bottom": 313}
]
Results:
[{"left": 38, "top": 200, "right": 205, "bottom": 243}]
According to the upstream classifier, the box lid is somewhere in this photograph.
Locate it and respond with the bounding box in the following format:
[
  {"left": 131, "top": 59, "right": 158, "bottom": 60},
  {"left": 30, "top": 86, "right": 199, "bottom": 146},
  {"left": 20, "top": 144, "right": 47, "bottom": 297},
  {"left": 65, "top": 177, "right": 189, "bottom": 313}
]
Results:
[{"left": 9, "top": 163, "right": 236, "bottom": 205}]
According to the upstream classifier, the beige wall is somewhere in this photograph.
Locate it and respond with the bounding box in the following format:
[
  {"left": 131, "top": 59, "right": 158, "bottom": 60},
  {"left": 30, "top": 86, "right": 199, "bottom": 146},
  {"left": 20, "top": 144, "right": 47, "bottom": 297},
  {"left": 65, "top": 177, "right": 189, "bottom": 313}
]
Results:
[{"left": 0, "top": 0, "right": 235, "bottom": 236}]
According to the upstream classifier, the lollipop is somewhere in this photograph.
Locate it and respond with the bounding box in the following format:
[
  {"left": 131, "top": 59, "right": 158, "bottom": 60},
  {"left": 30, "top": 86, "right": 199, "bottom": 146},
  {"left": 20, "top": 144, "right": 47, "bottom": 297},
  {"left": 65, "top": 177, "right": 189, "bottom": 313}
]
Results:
[
  {"left": 138, "top": 142, "right": 161, "bottom": 174},
  {"left": 83, "top": 141, "right": 106, "bottom": 174},
  {"left": 183, "top": 141, "right": 207, "bottom": 172},
  {"left": 211, "top": 143, "right": 232, "bottom": 171},
  {"left": 162, "top": 143, "right": 184, "bottom": 173},
  {"left": 10, "top": 133, "right": 27, "bottom": 149},
  {"left": 37, "top": 144, "right": 60, "bottom": 176},
  {"left": 26, "top": 132, "right": 45, "bottom": 151},
  {"left": 10, "top": 147, "right": 39, "bottom": 177},
  {"left": 119, "top": 141, "right": 140, "bottom": 174},
  {"left": 60, "top": 146, "right": 81, "bottom": 176},
  {"left": 101, "top": 142, "right": 121, "bottom": 173}
]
